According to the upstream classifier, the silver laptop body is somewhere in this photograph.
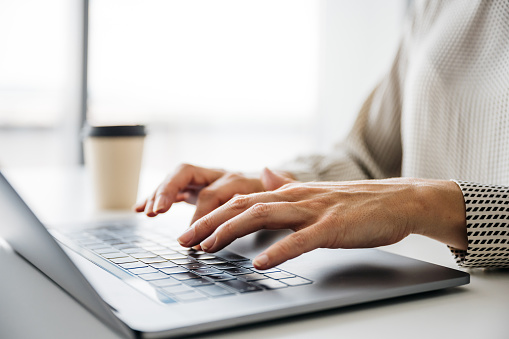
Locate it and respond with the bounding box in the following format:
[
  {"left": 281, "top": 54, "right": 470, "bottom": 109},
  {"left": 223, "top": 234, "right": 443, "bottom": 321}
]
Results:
[{"left": 0, "top": 172, "right": 469, "bottom": 338}]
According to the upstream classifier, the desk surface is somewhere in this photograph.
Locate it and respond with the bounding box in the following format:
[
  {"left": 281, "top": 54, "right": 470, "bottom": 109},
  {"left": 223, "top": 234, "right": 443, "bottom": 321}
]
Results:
[{"left": 1, "top": 167, "right": 508, "bottom": 339}]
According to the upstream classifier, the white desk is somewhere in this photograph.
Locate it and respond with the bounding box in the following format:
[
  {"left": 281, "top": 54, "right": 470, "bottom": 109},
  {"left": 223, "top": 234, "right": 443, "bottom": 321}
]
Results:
[{"left": 1, "top": 167, "right": 508, "bottom": 339}]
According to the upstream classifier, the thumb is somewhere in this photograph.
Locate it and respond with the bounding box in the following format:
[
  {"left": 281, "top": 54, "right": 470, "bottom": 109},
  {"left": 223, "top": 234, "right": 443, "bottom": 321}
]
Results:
[{"left": 261, "top": 167, "right": 295, "bottom": 191}]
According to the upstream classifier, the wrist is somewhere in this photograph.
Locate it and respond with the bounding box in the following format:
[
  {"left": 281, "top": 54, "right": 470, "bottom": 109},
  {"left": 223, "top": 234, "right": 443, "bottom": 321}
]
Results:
[{"left": 410, "top": 179, "right": 468, "bottom": 250}]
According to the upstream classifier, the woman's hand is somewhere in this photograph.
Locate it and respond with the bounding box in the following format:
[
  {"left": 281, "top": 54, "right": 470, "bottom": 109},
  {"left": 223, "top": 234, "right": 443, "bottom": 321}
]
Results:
[
  {"left": 177, "top": 176, "right": 468, "bottom": 269},
  {"left": 134, "top": 164, "right": 293, "bottom": 224}
]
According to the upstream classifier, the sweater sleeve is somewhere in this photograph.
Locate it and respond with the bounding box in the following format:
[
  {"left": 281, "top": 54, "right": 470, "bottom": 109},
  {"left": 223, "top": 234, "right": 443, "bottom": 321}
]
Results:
[{"left": 450, "top": 180, "right": 509, "bottom": 268}]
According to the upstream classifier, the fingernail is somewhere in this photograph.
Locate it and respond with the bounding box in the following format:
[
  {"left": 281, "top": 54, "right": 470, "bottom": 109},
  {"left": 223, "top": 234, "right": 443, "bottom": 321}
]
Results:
[
  {"left": 200, "top": 233, "right": 216, "bottom": 252},
  {"left": 178, "top": 227, "right": 195, "bottom": 245},
  {"left": 253, "top": 253, "right": 269, "bottom": 268},
  {"left": 154, "top": 195, "right": 167, "bottom": 212},
  {"left": 144, "top": 201, "right": 155, "bottom": 217}
]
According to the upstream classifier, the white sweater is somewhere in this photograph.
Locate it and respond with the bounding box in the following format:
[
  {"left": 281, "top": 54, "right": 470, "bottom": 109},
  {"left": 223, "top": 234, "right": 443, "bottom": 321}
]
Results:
[{"left": 280, "top": 0, "right": 509, "bottom": 268}]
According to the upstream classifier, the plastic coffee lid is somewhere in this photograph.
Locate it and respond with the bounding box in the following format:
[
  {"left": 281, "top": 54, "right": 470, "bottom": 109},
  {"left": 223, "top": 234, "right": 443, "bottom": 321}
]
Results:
[{"left": 84, "top": 125, "right": 146, "bottom": 137}]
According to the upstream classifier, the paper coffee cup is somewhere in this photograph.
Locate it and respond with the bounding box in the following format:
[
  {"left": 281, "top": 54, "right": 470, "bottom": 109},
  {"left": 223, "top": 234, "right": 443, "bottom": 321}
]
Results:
[{"left": 83, "top": 125, "right": 146, "bottom": 210}]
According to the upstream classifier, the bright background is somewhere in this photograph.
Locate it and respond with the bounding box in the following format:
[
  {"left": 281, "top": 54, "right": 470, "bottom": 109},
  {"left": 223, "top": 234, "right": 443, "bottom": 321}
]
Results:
[{"left": 0, "top": 0, "right": 405, "bottom": 173}]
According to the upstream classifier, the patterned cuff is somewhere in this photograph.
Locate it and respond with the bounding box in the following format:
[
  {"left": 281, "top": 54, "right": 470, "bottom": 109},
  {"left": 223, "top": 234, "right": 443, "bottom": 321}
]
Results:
[{"left": 450, "top": 180, "right": 509, "bottom": 268}]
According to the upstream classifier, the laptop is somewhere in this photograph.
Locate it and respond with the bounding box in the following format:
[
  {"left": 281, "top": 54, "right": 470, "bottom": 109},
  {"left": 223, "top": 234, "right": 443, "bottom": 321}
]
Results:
[{"left": 0, "top": 171, "right": 469, "bottom": 338}]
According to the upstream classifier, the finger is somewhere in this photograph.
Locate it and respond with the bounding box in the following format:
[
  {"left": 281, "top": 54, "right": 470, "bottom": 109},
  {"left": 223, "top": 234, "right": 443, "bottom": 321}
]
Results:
[
  {"left": 253, "top": 227, "right": 322, "bottom": 269},
  {"left": 144, "top": 191, "right": 158, "bottom": 217},
  {"left": 261, "top": 167, "right": 295, "bottom": 191},
  {"left": 190, "top": 176, "right": 247, "bottom": 224},
  {"left": 200, "top": 201, "right": 309, "bottom": 252},
  {"left": 134, "top": 199, "right": 147, "bottom": 212},
  {"left": 152, "top": 164, "right": 224, "bottom": 216},
  {"left": 178, "top": 192, "right": 272, "bottom": 247},
  {"left": 190, "top": 188, "right": 226, "bottom": 225}
]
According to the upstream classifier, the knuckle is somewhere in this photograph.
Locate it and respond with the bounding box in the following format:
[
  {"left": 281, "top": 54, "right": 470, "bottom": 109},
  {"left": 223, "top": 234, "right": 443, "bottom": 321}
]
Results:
[
  {"left": 224, "top": 172, "right": 241, "bottom": 180},
  {"left": 279, "top": 182, "right": 295, "bottom": 191},
  {"left": 276, "top": 238, "right": 295, "bottom": 258},
  {"left": 249, "top": 203, "right": 270, "bottom": 219},
  {"left": 276, "top": 232, "right": 308, "bottom": 259},
  {"left": 176, "top": 163, "right": 194, "bottom": 173},
  {"left": 289, "top": 232, "right": 307, "bottom": 249},
  {"left": 219, "top": 220, "right": 236, "bottom": 236},
  {"left": 278, "top": 183, "right": 306, "bottom": 196},
  {"left": 199, "top": 214, "right": 216, "bottom": 231},
  {"left": 228, "top": 195, "right": 250, "bottom": 210}
]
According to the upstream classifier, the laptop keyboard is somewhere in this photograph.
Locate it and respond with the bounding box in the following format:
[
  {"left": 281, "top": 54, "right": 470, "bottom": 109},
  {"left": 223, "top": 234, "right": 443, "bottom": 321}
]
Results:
[{"left": 65, "top": 225, "right": 312, "bottom": 304}]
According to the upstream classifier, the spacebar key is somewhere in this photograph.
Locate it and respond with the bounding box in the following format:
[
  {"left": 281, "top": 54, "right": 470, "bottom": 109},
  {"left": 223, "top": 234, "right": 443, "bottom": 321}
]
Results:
[{"left": 220, "top": 279, "right": 263, "bottom": 293}]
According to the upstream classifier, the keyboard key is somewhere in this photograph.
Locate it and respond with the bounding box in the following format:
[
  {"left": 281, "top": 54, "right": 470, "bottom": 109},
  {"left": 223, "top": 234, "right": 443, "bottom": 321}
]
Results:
[
  {"left": 237, "top": 272, "right": 267, "bottom": 281},
  {"left": 161, "top": 253, "right": 188, "bottom": 260},
  {"left": 112, "top": 244, "right": 136, "bottom": 250},
  {"left": 119, "top": 236, "right": 143, "bottom": 242},
  {"left": 150, "top": 277, "right": 181, "bottom": 287},
  {"left": 178, "top": 249, "right": 200, "bottom": 255},
  {"left": 183, "top": 278, "right": 214, "bottom": 287},
  {"left": 119, "top": 262, "right": 148, "bottom": 269},
  {"left": 142, "top": 245, "right": 167, "bottom": 251},
  {"left": 161, "top": 284, "right": 194, "bottom": 295},
  {"left": 279, "top": 277, "right": 312, "bottom": 286},
  {"left": 159, "top": 266, "right": 188, "bottom": 274},
  {"left": 265, "top": 271, "right": 295, "bottom": 280},
  {"left": 77, "top": 239, "right": 101, "bottom": 246},
  {"left": 150, "top": 262, "right": 178, "bottom": 269},
  {"left": 169, "top": 245, "right": 191, "bottom": 251},
  {"left": 128, "top": 267, "right": 159, "bottom": 275},
  {"left": 131, "top": 252, "right": 158, "bottom": 259},
  {"left": 92, "top": 247, "right": 116, "bottom": 254},
  {"left": 186, "top": 250, "right": 206, "bottom": 255},
  {"left": 138, "top": 272, "right": 170, "bottom": 281},
  {"left": 110, "top": 257, "right": 138, "bottom": 264},
  {"left": 254, "top": 279, "right": 288, "bottom": 289},
  {"left": 197, "top": 284, "right": 234, "bottom": 297},
  {"left": 219, "top": 280, "right": 263, "bottom": 293},
  {"left": 211, "top": 263, "right": 238, "bottom": 270},
  {"left": 121, "top": 247, "right": 146, "bottom": 254},
  {"left": 151, "top": 249, "right": 178, "bottom": 256},
  {"left": 235, "top": 261, "right": 254, "bottom": 268},
  {"left": 215, "top": 251, "right": 249, "bottom": 262},
  {"left": 139, "top": 257, "right": 167, "bottom": 264},
  {"left": 182, "top": 262, "right": 208, "bottom": 270},
  {"left": 188, "top": 253, "right": 217, "bottom": 260},
  {"left": 84, "top": 243, "right": 110, "bottom": 250},
  {"left": 198, "top": 258, "right": 227, "bottom": 265},
  {"left": 204, "top": 273, "right": 235, "bottom": 282},
  {"left": 193, "top": 268, "right": 222, "bottom": 276},
  {"left": 171, "top": 272, "right": 201, "bottom": 281},
  {"left": 103, "top": 239, "right": 125, "bottom": 245},
  {"left": 132, "top": 241, "right": 157, "bottom": 247},
  {"left": 223, "top": 267, "right": 253, "bottom": 276},
  {"left": 250, "top": 267, "right": 281, "bottom": 274},
  {"left": 102, "top": 252, "right": 129, "bottom": 259},
  {"left": 172, "top": 258, "right": 197, "bottom": 265},
  {"left": 173, "top": 291, "right": 207, "bottom": 302}
]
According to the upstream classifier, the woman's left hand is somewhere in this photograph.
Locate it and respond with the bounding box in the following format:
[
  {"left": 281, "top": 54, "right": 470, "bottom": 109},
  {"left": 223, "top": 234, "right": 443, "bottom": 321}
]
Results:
[{"left": 177, "top": 171, "right": 468, "bottom": 270}]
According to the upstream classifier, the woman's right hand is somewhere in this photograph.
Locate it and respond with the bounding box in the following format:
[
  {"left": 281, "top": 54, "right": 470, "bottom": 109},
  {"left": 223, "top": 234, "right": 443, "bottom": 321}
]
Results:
[{"left": 134, "top": 164, "right": 292, "bottom": 225}]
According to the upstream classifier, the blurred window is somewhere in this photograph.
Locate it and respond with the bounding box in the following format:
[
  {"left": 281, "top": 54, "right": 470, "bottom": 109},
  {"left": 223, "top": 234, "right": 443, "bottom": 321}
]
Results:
[
  {"left": 88, "top": 0, "right": 319, "bottom": 127},
  {"left": 0, "top": 0, "right": 72, "bottom": 127}
]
